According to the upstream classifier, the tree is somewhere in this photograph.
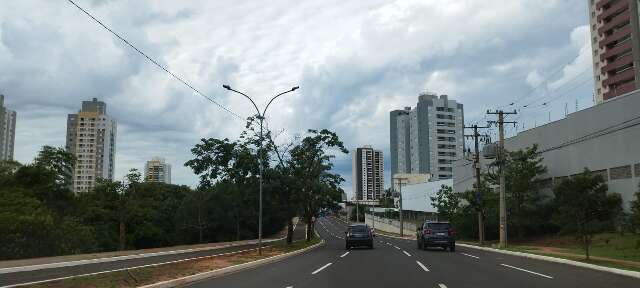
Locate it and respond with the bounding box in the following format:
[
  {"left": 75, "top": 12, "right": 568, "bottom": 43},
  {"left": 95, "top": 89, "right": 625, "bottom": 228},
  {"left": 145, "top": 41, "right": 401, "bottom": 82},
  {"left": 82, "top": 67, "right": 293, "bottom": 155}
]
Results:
[
  {"left": 552, "top": 169, "right": 623, "bottom": 260},
  {"left": 430, "top": 185, "right": 460, "bottom": 222},
  {"left": 487, "top": 144, "right": 547, "bottom": 239},
  {"left": 630, "top": 182, "right": 640, "bottom": 232}
]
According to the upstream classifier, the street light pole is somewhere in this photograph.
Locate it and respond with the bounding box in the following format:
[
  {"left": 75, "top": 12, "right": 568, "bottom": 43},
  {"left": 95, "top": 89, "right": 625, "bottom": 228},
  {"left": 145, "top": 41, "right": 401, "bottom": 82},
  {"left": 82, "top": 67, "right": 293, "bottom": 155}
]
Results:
[{"left": 223, "top": 84, "right": 299, "bottom": 255}]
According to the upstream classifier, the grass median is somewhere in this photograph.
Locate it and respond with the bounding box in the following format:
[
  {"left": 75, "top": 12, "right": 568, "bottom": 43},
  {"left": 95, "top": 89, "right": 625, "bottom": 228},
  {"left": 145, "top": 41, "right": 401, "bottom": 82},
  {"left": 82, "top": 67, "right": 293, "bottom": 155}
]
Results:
[{"left": 25, "top": 237, "right": 322, "bottom": 288}]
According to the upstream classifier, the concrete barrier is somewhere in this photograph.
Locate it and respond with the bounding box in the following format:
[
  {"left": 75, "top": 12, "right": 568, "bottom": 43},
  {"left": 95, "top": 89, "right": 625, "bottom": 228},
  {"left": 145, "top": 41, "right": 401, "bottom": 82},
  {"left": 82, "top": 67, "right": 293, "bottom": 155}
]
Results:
[{"left": 365, "top": 214, "right": 415, "bottom": 236}]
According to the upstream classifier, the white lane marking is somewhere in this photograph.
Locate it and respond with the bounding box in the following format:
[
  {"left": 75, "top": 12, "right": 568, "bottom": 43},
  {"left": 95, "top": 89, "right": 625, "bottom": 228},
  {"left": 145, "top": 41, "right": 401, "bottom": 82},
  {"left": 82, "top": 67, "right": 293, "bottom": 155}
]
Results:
[
  {"left": 416, "top": 260, "right": 430, "bottom": 272},
  {"left": 340, "top": 252, "right": 350, "bottom": 258},
  {"left": 311, "top": 263, "right": 333, "bottom": 275},
  {"left": 438, "top": 284, "right": 448, "bottom": 288},
  {"left": 403, "top": 250, "right": 412, "bottom": 257},
  {"left": 386, "top": 242, "right": 392, "bottom": 245},
  {"left": 394, "top": 246, "right": 401, "bottom": 250},
  {"left": 501, "top": 264, "right": 553, "bottom": 279},
  {"left": 286, "top": 286, "right": 293, "bottom": 288},
  {"left": 461, "top": 253, "right": 480, "bottom": 259}
]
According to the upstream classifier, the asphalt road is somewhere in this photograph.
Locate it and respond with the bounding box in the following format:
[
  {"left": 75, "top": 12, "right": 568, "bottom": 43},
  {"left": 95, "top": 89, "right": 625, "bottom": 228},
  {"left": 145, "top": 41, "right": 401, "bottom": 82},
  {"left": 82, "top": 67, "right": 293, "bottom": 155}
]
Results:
[
  {"left": 0, "top": 222, "right": 306, "bottom": 287},
  {"left": 190, "top": 216, "right": 639, "bottom": 288}
]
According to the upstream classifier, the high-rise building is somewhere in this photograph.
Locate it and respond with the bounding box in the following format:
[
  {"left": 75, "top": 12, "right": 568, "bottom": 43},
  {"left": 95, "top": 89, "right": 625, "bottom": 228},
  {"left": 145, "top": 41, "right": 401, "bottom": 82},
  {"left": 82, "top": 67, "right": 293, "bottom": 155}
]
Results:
[
  {"left": 588, "top": 0, "right": 640, "bottom": 103},
  {"left": 390, "top": 93, "right": 464, "bottom": 180},
  {"left": 0, "top": 94, "right": 17, "bottom": 161},
  {"left": 65, "top": 98, "right": 117, "bottom": 193},
  {"left": 144, "top": 157, "right": 171, "bottom": 184},
  {"left": 352, "top": 146, "right": 384, "bottom": 201}
]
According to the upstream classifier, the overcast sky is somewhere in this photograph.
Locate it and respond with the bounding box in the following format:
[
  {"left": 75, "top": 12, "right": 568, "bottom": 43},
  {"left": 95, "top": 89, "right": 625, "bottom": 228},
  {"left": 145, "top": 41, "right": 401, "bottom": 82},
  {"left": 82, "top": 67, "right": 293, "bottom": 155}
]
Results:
[{"left": 0, "top": 0, "right": 594, "bottom": 197}]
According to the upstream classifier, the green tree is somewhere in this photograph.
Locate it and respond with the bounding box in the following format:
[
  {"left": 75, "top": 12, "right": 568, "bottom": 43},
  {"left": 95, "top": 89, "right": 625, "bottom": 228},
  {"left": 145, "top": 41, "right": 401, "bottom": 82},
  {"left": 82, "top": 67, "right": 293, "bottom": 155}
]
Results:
[
  {"left": 430, "top": 185, "right": 460, "bottom": 222},
  {"left": 630, "top": 182, "right": 640, "bottom": 232},
  {"left": 488, "top": 144, "right": 547, "bottom": 239},
  {"left": 552, "top": 169, "right": 623, "bottom": 260}
]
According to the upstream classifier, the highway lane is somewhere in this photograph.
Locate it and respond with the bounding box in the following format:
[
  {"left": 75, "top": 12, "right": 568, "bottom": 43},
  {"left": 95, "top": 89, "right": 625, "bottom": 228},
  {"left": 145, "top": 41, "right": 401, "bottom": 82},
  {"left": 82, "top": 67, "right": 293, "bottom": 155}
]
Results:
[
  {"left": 0, "top": 222, "right": 306, "bottom": 287},
  {"left": 191, "top": 216, "right": 639, "bottom": 288}
]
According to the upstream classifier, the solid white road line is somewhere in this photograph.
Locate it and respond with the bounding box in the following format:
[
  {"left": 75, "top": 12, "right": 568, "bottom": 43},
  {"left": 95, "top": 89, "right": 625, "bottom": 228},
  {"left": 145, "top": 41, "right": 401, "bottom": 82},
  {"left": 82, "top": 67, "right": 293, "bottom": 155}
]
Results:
[
  {"left": 311, "top": 263, "right": 333, "bottom": 275},
  {"left": 461, "top": 253, "right": 480, "bottom": 259},
  {"left": 403, "top": 251, "right": 412, "bottom": 257},
  {"left": 438, "top": 284, "right": 448, "bottom": 288},
  {"left": 501, "top": 264, "right": 553, "bottom": 279},
  {"left": 416, "top": 260, "right": 430, "bottom": 272},
  {"left": 340, "top": 252, "right": 350, "bottom": 258}
]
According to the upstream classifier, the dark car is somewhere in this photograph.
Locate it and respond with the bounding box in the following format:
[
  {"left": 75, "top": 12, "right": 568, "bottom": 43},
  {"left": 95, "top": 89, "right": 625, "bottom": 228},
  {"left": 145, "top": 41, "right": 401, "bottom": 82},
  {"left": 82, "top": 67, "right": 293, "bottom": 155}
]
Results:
[
  {"left": 345, "top": 224, "right": 374, "bottom": 249},
  {"left": 416, "top": 221, "right": 455, "bottom": 252}
]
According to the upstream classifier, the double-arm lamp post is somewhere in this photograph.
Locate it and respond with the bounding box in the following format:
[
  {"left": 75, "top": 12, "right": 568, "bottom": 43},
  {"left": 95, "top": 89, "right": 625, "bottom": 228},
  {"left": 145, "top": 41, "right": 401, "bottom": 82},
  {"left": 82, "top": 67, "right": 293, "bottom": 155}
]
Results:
[{"left": 222, "top": 84, "right": 299, "bottom": 255}]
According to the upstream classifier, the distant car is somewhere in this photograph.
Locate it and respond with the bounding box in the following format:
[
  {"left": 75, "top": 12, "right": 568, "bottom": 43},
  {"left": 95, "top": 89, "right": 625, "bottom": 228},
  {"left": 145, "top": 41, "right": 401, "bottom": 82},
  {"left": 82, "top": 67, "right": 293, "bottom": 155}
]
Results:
[
  {"left": 345, "top": 224, "right": 374, "bottom": 249},
  {"left": 416, "top": 221, "right": 455, "bottom": 252}
]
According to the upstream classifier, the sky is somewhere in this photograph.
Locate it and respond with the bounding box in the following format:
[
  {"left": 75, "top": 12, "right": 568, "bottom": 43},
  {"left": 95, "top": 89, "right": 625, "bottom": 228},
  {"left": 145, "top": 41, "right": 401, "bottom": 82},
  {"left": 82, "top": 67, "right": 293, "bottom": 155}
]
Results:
[{"left": 0, "top": 0, "right": 595, "bottom": 198}]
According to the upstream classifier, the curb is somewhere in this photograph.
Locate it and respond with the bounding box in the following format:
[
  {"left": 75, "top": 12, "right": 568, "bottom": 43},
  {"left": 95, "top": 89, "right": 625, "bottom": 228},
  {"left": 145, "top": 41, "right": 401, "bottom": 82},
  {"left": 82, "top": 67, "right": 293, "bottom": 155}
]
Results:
[
  {"left": 458, "top": 243, "right": 640, "bottom": 279},
  {"left": 139, "top": 239, "right": 325, "bottom": 288}
]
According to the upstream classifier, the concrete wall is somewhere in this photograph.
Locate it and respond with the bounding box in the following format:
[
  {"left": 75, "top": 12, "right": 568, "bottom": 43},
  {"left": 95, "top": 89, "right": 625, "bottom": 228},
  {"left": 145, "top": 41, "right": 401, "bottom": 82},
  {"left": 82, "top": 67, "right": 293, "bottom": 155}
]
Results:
[
  {"left": 365, "top": 213, "right": 416, "bottom": 236},
  {"left": 454, "top": 90, "right": 640, "bottom": 210}
]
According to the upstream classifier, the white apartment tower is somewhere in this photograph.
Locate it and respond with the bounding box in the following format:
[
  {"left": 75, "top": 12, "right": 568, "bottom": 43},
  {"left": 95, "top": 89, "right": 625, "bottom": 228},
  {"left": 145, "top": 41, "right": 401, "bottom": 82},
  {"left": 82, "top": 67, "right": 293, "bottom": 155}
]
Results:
[
  {"left": 352, "top": 146, "right": 384, "bottom": 200},
  {"left": 144, "top": 157, "right": 171, "bottom": 184},
  {"left": 0, "top": 94, "right": 17, "bottom": 161},
  {"left": 65, "top": 98, "right": 117, "bottom": 193},
  {"left": 390, "top": 93, "right": 464, "bottom": 180}
]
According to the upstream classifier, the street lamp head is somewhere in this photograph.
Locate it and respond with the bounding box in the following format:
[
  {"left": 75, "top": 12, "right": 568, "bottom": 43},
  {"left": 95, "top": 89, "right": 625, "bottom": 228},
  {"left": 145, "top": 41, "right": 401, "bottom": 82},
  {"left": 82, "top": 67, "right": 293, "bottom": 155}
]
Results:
[
  {"left": 291, "top": 86, "right": 299, "bottom": 91},
  {"left": 223, "top": 84, "right": 231, "bottom": 90}
]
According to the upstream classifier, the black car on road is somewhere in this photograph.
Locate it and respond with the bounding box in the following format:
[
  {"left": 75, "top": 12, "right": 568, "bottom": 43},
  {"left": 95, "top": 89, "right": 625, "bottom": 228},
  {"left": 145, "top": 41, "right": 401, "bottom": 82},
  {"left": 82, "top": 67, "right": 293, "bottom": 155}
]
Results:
[
  {"left": 345, "top": 224, "right": 374, "bottom": 249},
  {"left": 416, "top": 221, "right": 455, "bottom": 252}
]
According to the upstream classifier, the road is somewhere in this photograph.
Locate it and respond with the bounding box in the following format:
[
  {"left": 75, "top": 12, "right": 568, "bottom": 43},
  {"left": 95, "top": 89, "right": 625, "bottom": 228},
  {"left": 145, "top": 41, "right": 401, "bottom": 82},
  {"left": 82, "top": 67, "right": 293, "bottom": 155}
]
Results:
[
  {"left": 190, "top": 216, "right": 639, "bottom": 288},
  {"left": 0, "top": 221, "right": 306, "bottom": 287}
]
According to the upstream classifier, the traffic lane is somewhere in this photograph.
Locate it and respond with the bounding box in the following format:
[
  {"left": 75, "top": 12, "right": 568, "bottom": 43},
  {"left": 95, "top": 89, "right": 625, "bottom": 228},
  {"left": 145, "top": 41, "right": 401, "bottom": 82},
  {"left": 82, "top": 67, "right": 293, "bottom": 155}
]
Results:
[
  {"left": 297, "top": 224, "right": 443, "bottom": 288},
  {"left": 188, "top": 221, "right": 347, "bottom": 288},
  {"left": 380, "top": 233, "right": 639, "bottom": 288},
  {"left": 1, "top": 223, "right": 308, "bottom": 287}
]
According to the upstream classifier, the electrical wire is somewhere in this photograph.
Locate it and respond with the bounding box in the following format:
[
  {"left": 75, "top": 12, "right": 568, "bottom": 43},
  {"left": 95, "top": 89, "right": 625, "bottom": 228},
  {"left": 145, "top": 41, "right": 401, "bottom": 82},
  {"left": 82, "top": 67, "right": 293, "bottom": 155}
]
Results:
[{"left": 66, "top": 0, "right": 244, "bottom": 120}]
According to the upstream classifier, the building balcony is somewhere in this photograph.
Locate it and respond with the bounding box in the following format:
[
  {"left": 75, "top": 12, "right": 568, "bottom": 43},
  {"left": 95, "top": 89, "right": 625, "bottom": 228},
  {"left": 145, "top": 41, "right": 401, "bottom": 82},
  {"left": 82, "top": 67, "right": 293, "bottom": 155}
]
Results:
[
  {"left": 603, "top": 67, "right": 635, "bottom": 86},
  {"left": 597, "top": 0, "right": 629, "bottom": 22},
  {"left": 599, "top": 24, "right": 631, "bottom": 48},
  {"left": 598, "top": 9, "right": 630, "bottom": 35},
  {"left": 601, "top": 53, "right": 634, "bottom": 74},
  {"left": 601, "top": 40, "right": 632, "bottom": 61},
  {"left": 603, "top": 81, "right": 637, "bottom": 100},
  {"left": 596, "top": 0, "right": 616, "bottom": 10}
]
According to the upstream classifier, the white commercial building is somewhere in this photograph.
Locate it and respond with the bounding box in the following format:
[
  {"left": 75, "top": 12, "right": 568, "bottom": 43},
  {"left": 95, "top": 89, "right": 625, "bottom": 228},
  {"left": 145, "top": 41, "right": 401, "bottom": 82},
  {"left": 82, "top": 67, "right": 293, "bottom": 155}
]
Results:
[
  {"left": 352, "top": 146, "right": 384, "bottom": 200},
  {"left": 390, "top": 93, "right": 464, "bottom": 180},
  {"left": 0, "top": 94, "right": 16, "bottom": 161},
  {"left": 144, "top": 157, "right": 171, "bottom": 184},
  {"left": 65, "top": 98, "right": 117, "bottom": 193},
  {"left": 454, "top": 90, "right": 640, "bottom": 211}
]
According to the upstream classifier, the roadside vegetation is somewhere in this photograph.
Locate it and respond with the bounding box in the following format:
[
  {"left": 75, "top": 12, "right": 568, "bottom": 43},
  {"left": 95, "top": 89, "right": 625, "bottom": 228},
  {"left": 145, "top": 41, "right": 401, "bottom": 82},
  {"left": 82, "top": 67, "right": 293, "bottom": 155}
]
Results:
[
  {"left": 430, "top": 144, "right": 640, "bottom": 265},
  {"left": 0, "top": 116, "right": 346, "bottom": 260}
]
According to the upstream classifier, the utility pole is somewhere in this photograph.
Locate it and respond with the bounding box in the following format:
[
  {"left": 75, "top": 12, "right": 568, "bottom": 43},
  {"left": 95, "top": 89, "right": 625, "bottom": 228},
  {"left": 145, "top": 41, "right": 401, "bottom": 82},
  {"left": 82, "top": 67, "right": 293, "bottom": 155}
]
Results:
[
  {"left": 393, "top": 177, "right": 408, "bottom": 237},
  {"left": 464, "top": 124, "right": 490, "bottom": 245},
  {"left": 487, "top": 110, "right": 517, "bottom": 248}
]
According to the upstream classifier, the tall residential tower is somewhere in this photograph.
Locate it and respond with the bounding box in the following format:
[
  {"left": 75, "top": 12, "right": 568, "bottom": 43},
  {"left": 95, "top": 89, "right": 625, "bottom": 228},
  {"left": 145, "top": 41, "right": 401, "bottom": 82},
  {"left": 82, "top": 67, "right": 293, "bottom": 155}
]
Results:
[
  {"left": 65, "top": 98, "right": 117, "bottom": 193},
  {"left": 144, "top": 157, "right": 171, "bottom": 184},
  {"left": 0, "top": 94, "right": 17, "bottom": 161},
  {"left": 390, "top": 93, "right": 464, "bottom": 180},
  {"left": 588, "top": 0, "right": 640, "bottom": 103},
  {"left": 352, "top": 146, "right": 384, "bottom": 201}
]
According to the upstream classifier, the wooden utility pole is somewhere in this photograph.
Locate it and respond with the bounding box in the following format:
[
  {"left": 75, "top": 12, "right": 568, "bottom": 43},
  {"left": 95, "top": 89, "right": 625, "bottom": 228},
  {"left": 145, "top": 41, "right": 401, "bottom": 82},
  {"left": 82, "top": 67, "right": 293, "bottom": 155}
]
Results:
[
  {"left": 487, "top": 110, "right": 517, "bottom": 248},
  {"left": 464, "top": 124, "right": 490, "bottom": 245}
]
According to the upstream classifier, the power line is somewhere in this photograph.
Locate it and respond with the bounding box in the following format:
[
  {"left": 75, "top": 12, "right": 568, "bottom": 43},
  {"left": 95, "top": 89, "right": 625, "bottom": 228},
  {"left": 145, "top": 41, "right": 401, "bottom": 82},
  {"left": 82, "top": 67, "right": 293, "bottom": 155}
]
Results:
[{"left": 66, "top": 0, "right": 244, "bottom": 120}]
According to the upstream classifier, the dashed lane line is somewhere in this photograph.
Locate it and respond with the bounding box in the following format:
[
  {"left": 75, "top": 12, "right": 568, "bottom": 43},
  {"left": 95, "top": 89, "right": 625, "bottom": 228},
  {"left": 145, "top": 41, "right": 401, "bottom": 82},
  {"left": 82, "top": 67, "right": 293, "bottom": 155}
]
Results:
[
  {"left": 340, "top": 252, "right": 350, "bottom": 258},
  {"left": 416, "top": 260, "right": 430, "bottom": 272},
  {"left": 438, "top": 284, "right": 448, "bottom": 288},
  {"left": 311, "top": 263, "right": 333, "bottom": 275},
  {"left": 500, "top": 264, "right": 553, "bottom": 279},
  {"left": 403, "top": 251, "right": 412, "bottom": 257},
  {"left": 394, "top": 246, "right": 401, "bottom": 250},
  {"left": 461, "top": 253, "right": 480, "bottom": 259}
]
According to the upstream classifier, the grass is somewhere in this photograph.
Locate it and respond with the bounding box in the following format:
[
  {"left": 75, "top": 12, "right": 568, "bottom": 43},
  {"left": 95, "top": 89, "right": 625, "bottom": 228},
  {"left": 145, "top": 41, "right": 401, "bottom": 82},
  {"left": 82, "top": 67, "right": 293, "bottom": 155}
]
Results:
[{"left": 25, "top": 237, "right": 322, "bottom": 288}]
